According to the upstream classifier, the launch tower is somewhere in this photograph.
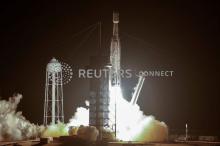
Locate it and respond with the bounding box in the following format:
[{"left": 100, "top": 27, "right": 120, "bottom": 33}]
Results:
[
  {"left": 88, "top": 56, "right": 110, "bottom": 140},
  {"left": 88, "top": 12, "right": 122, "bottom": 140}
]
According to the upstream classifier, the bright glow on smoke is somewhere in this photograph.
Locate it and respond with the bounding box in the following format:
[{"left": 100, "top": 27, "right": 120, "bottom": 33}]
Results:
[
  {"left": 109, "top": 86, "right": 168, "bottom": 141},
  {"left": 0, "top": 90, "right": 167, "bottom": 142},
  {"left": 68, "top": 107, "right": 89, "bottom": 127},
  {"left": 68, "top": 85, "right": 168, "bottom": 142},
  {"left": 41, "top": 122, "right": 68, "bottom": 138}
]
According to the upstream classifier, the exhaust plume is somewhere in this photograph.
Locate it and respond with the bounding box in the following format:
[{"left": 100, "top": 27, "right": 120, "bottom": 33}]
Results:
[
  {"left": 0, "top": 94, "right": 43, "bottom": 141},
  {"left": 68, "top": 86, "right": 168, "bottom": 142},
  {"left": 68, "top": 105, "right": 89, "bottom": 127},
  {"left": 109, "top": 86, "right": 168, "bottom": 141}
]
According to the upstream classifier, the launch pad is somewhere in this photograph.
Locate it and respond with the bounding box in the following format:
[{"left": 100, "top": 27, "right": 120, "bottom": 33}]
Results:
[{"left": 1, "top": 137, "right": 220, "bottom": 146}]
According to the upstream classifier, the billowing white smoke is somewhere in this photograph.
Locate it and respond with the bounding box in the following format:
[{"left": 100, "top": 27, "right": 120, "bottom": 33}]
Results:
[
  {"left": 41, "top": 122, "right": 68, "bottom": 138},
  {"left": 68, "top": 86, "right": 168, "bottom": 142},
  {"left": 68, "top": 102, "right": 100, "bottom": 141},
  {"left": 68, "top": 106, "right": 89, "bottom": 127},
  {"left": 77, "top": 125, "right": 99, "bottom": 141},
  {"left": 0, "top": 94, "right": 43, "bottom": 141},
  {"left": 41, "top": 101, "right": 90, "bottom": 139},
  {"left": 109, "top": 86, "right": 168, "bottom": 141}
]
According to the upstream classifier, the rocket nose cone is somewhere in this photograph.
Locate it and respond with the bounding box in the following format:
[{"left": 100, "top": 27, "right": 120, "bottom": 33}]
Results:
[{"left": 113, "top": 12, "right": 119, "bottom": 23}]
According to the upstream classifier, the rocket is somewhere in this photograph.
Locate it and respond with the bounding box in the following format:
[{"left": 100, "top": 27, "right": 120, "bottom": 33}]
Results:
[{"left": 110, "top": 12, "right": 121, "bottom": 86}]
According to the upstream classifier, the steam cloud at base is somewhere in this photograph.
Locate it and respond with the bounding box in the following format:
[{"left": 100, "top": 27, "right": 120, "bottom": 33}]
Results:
[
  {"left": 76, "top": 125, "right": 99, "bottom": 141},
  {"left": 132, "top": 116, "right": 168, "bottom": 142},
  {"left": 68, "top": 86, "right": 168, "bottom": 142},
  {"left": 41, "top": 122, "right": 68, "bottom": 138},
  {"left": 68, "top": 106, "right": 89, "bottom": 127},
  {"left": 0, "top": 94, "right": 43, "bottom": 141},
  {"left": 109, "top": 86, "right": 168, "bottom": 142},
  {"left": 0, "top": 92, "right": 168, "bottom": 142}
]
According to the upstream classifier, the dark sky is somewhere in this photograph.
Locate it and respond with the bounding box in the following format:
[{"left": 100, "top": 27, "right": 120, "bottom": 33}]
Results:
[{"left": 1, "top": 1, "right": 219, "bottom": 136}]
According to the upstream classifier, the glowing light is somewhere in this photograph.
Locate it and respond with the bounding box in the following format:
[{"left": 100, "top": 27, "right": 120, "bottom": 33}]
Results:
[
  {"left": 41, "top": 122, "right": 68, "bottom": 138},
  {"left": 40, "top": 83, "right": 168, "bottom": 141},
  {"left": 109, "top": 85, "right": 168, "bottom": 141},
  {"left": 68, "top": 84, "right": 168, "bottom": 142},
  {"left": 68, "top": 107, "right": 89, "bottom": 127}
]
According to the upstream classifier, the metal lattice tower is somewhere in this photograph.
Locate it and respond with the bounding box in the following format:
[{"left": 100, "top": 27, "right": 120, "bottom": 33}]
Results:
[
  {"left": 88, "top": 56, "right": 110, "bottom": 140},
  {"left": 44, "top": 58, "right": 64, "bottom": 125}
]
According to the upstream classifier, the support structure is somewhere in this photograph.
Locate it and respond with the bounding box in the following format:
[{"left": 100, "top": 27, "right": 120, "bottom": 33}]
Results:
[
  {"left": 88, "top": 12, "right": 122, "bottom": 140},
  {"left": 88, "top": 56, "right": 110, "bottom": 140},
  {"left": 44, "top": 58, "right": 64, "bottom": 125}
]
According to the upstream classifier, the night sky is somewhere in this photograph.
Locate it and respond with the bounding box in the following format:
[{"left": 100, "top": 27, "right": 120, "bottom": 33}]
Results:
[{"left": 1, "top": 1, "right": 219, "bottom": 136}]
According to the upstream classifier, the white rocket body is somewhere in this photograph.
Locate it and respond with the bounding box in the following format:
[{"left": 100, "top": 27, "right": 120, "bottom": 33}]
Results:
[{"left": 110, "top": 12, "right": 121, "bottom": 87}]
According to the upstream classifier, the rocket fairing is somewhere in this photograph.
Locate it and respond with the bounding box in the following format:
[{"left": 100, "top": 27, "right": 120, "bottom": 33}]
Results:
[{"left": 110, "top": 12, "right": 121, "bottom": 86}]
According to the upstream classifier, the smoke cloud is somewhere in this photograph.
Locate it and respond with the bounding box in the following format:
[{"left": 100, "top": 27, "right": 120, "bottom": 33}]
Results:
[
  {"left": 41, "top": 122, "right": 68, "bottom": 138},
  {"left": 132, "top": 116, "right": 168, "bottom": 142},
  {"left": 68, "top": 106, "right": 89, "bottom": 127},
  {"left": 0, "top": 94, "right": 43, "bottom": 141},
  {"left": 76, "top": 125, "right": 99, "bottom": 141},
  {"left": 109, "top": 86, "right": 168, "bottom": 142},
  {"left": 68, "top": 86, "right": 168, "bottom": 142},
  {"left": 0, "top": 90, "right": 167, "bottom": 142}
]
